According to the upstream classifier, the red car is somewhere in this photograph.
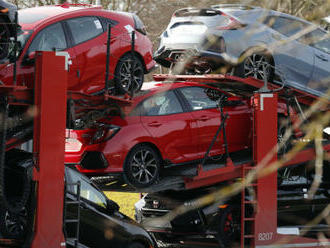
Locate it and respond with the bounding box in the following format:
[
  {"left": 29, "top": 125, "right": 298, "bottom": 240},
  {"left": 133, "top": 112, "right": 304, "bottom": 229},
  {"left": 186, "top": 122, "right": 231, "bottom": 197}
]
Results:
[
  {"left": 65, "top": 81, "right": 291, "bottom": 188},
  {"left": 0, "top": 3, "right": 155, "bottom": 94}
]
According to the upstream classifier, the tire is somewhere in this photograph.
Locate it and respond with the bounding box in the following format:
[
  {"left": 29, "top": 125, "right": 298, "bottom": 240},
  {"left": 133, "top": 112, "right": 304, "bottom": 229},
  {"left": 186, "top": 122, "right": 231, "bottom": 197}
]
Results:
[
  {"left": 127, "top": 242, "right": 146, "bottom": 248},
  {"left": 124, "top": 145, "right": 160, "bottom": 188},
  {"left": 114, "top": 54, "right": 144, "bottom": 94},
  {"left": 0, "top": 17, "right": 11, "bottom": 60},
  {"left": 234, "top": 51, "right": 274, "bottom": 83},
  {"left": 217, "top": 205, "right": 240, "bottom": 248},
  {"left": 0, "top": 205, "right": 28, "bottom": 239}
]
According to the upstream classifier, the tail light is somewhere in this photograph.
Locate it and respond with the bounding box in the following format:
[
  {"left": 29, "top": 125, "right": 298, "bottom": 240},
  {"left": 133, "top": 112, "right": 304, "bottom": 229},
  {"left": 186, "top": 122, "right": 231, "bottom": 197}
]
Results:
[
  {"left": 65, "top": 138, "right": 83, "bottom": 152},
  {"left": 216, "top": 14, "right": 246, "bottom": 30},
  {"left": 133, "top": 14, "right": 147, "bottom": 35},
  {"left": 91, "top": 125, "right": 121, "bottom": 144}
]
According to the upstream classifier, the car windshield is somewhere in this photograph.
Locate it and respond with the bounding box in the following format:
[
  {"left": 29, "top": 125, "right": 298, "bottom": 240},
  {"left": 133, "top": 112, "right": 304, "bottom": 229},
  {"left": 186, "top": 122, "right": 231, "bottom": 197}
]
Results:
[
  {"left": 18, "top": 30, "right": 32, "bottom": 52},
  {"left": 66, "top": 167, "right": 108, "bottom": 209},
  {"left": 8, "top": 29, "right": 32, "bottom": 59}
]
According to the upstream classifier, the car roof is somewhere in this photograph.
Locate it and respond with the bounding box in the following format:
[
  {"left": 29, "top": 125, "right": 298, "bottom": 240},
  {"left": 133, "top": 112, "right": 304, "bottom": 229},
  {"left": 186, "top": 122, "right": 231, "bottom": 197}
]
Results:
[
  {"left": 136, "top": 81, "right": 230, "bottom": 102},
  {"left": 18, "top": 5, "right": 100, "bottom": 27}
]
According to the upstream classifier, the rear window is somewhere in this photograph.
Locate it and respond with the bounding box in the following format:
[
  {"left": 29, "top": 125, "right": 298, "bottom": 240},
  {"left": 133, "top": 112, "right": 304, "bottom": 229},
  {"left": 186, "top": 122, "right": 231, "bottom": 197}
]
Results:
[
  {"left": 66, "top": 16, "right": 104, "bottom": 45},
  {"left": 174, "top": 8, "right": 221, "bottom": 17}
]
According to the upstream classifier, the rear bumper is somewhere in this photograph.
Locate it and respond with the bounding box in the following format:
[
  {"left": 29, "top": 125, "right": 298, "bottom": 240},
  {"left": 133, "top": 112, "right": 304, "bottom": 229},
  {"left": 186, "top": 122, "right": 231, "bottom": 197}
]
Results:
[{"left": 154, "top": 47, "right": 229, "bottom": 68}]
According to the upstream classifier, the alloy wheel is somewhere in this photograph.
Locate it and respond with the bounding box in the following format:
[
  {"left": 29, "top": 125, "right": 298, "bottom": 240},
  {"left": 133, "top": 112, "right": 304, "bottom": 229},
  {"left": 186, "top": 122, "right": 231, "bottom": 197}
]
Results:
[
  {"left": 118, "top": 58, "right": 143, "bottom": 93},
  {"left": 243, "top": 54, "right": 271, "bottom": 81},
  {"left": 130, "top": 149, "right": 158, "bottom": 185}
]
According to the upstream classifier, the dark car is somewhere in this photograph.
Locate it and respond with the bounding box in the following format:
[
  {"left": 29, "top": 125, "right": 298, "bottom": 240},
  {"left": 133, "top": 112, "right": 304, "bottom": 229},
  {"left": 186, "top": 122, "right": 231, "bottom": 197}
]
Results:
[
  {"left": 0, "top": 3, "right": 155, "bottom": 94},
  {"left": 154, "top": 4, "right": 329, "bottom": 98},
  {"left": 0, "top": 0, "right": 18, "bottom": 60},
  {"left": 0, "top": 150, "right": 156, "bottom": 248},
  {"left": 65, "top": 167, "right": 157, "bottom": 248},
  {"left": 134, "top": 163, "right": 330, "bottom": 247},
  {"left": 64, "top": 80, "right": 295, "bottom": 188}
]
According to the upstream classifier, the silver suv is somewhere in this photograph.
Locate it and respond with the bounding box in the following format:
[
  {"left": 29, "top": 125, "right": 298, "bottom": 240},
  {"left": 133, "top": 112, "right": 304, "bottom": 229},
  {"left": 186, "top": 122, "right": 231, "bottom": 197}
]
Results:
[{"left": 154, "top": 4, "right": 330, "bottom": 98}]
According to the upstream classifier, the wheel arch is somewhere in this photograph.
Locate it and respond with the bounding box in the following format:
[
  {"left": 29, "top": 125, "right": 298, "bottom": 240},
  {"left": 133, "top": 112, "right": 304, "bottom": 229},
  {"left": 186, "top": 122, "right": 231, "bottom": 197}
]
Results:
[
  {"left": 125, "top": 141, "right": 164, "bottom": 165},
  {"left": 117, "top": 51, "right": 147, "bottom": 74},
  {"left": 238, "top": 45, "right": 275, "bottom": 66}
]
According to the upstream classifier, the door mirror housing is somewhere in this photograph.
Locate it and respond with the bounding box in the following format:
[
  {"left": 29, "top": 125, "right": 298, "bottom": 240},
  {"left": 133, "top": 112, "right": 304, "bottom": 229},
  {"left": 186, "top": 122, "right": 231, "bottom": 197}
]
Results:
[{"left": 22, "top": 51, "right": 36, "bottom": 66}]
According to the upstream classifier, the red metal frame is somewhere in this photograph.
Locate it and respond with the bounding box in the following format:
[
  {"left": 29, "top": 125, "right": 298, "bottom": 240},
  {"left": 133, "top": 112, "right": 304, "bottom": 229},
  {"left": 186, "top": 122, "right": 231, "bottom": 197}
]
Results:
[
  {"left": 31, "top": 51, "right": 68, "bottom": 248},
  {"left": 153, "top": 74, "right": 328, "bottom": 108},
  {"left": 153, "top": 74, "right": 330, "bottom": 247},
  {"left": 252, "top": 93, "right": 278, "bottom": 247}
]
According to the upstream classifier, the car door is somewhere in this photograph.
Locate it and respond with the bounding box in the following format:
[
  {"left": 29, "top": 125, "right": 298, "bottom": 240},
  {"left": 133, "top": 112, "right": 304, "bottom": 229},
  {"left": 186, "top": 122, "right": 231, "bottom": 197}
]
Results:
[
  {"left": 140, "top": 90, "right": 198, "bottom": 164},
  {"left": 177, "top": 86, "right": 251, "bottom": 159},
  {"left": 65, "top": 168, "right": 127, "bottom": 248},
  {"left": 308, "top": 28, "right": 330, "bottom": 96},
  {"left": 19, "top": 22, "right": 78, "bottom": 88},
  {"left": 266, "top": 16, "right": 315, "bottom": 90},
  {"left": 65, "top": 16, "right": 107, "bottom": 94}
]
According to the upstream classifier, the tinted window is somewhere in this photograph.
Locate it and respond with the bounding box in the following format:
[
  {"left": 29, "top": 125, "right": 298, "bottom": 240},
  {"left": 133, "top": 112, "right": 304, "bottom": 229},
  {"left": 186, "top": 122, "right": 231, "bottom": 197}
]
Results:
[
  {"left": 66, "top": 168, "right": 107, "bottom": 209},
  {"left": 67, "top": 16, "right": 104, "bottom": 45},
  {"left": 266, "top": 16, "right": 308, "bottom": 37},
  {"left": 28, "top": 23, "right": 67, "bottom": 53},
  {"left": 179, "top": 87, "right": 219, "bottom": 110},
  {"left": 141, "top": 91, "right": 183, "bottom": 116}
]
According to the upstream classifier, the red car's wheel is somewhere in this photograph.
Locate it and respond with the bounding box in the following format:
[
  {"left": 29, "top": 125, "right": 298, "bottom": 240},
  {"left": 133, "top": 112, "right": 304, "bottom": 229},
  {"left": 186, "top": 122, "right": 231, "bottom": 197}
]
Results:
[
  {"left": 217, "top": 205, "right": 240, "bottom": 247},
  {"left": 0, "top": 17, "right": 11, "bottom": 60},
  {"left": 115, "top": 53, "right": 144, "bottom": 94},
  {"left": 124, "top": 145, "right": 160, "bottom": 188}
]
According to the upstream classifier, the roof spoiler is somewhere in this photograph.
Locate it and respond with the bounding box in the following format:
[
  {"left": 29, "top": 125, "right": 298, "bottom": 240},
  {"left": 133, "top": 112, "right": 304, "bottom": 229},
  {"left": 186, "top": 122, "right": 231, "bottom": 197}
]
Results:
[{"left": 211, "top": 4, "right": 260, "bottom": 10}]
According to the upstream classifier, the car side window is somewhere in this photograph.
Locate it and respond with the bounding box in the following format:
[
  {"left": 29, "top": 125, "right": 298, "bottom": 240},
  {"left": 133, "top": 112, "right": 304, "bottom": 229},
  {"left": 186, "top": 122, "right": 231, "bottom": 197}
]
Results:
[
  {"left": 141, "top": 91, "right": 183, "bottom": 116},
  {"left": 308, "top": 29, "right": 330, "bottom": 54},
  {"left": 179, "top": 87, "right": 218, "bottom": 111},
  {"left": 66, "top": 16, "right": 104, "bottom": 45},
  {"left": 266, "top": 16, "right": 308, "bottom": 37},
  {"left": 28, "top": 22, "right": 67, "bottom": 53},
  {"left": 66, "top": 169, "right": 107, "bottom": 209}
]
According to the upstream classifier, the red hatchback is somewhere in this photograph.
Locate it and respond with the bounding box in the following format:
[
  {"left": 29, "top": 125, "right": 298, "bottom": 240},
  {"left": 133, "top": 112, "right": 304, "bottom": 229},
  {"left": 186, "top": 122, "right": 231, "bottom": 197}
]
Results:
[
  {"left": 65, "top": 81, "right": 290, "bottom": 188},
  {"left": 0, "top": 3, "right": 155, "bottom": 94}
]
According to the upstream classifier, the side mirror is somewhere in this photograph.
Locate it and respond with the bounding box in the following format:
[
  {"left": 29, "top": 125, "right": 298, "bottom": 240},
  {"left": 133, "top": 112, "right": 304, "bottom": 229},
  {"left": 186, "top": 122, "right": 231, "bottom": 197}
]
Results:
[
  {"left": 22, "top": 51, "right": 36, "bottom": 66},
  {"left": 106, "top": 199, "right": 119, "bottom": 213}
]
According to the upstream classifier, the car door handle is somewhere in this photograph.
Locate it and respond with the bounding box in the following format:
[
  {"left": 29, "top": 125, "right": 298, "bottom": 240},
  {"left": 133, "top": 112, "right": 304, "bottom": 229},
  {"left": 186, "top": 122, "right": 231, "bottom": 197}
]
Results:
[
  {"left": 147, "top": 122, "right": 162, "bottom": 127},
  {"left": 315, "top": 54, "right": 328, "bottom": 61},
  {"left": 197, "top": 116, "right": 210, "bottom": 121}
]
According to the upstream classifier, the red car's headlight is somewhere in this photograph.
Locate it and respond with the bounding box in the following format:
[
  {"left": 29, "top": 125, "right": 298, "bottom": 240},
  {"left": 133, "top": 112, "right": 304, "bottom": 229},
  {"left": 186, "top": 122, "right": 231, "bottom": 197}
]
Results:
[{"left": 65, "top": 138, "right": 83, "bottom": 152}]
